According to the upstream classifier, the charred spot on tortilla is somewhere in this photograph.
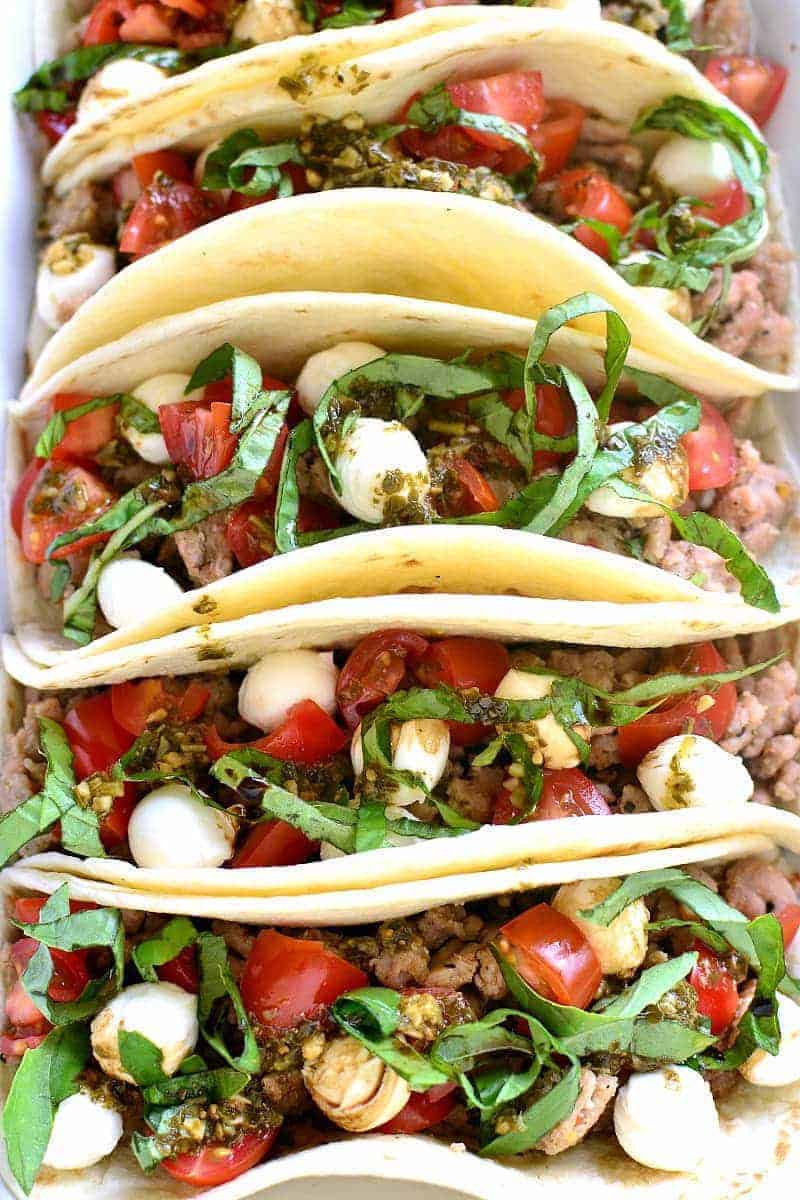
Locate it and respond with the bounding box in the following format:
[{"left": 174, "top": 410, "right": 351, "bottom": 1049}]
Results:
[
  {"left": 193, "top": 597, "right": 218, "bottom": 615},
  {"left": 197, "top": 645, "right": 231, "bottom": 661}
]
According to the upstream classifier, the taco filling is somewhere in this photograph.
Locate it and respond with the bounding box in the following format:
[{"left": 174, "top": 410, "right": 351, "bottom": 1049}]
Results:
[
  {"left": 3, "top": 861, "right": 800, "bottom": 1192},
  {"left": 0, "top": 630, "right": 794, "bottom": 870}
]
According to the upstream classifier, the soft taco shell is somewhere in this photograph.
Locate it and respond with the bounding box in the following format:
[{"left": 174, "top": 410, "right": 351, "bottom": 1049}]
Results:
[{"left": 27, "top": 12, "right": 797, "bottom": 397}]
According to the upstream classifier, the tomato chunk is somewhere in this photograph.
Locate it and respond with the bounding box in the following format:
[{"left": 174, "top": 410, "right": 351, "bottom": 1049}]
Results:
[
  {"left": 63, "top": 693, "right": 137, "bottom": 847},
  {"left": 689, "top": 943, "right": 739, "bottom": 1035},
  {"left": 493, "top": 767, "right": 610, "bottom": 825},
  {"left": 777, "top": 904, "right": 800, "bottom": 950},
  {"left": 161, "top": 1130, "right": 278, "bottom": 1187},
  {"left": 119, "top": 180, "right": 223, "bottom": 257},
  {"left": 35, "top": 109, "right": 77, "bottom": 145},
  {"left": 156, "top": 945, "right": 199, "bottom": 993},
  {"left": 416, "top": 636, "right": 510, "bottom": 746},
  {"left": 696, "top": 178, "right": 749, "bottom": 228},
  {"left": 241, "top": 931, "right": 367, "bottom": 1028},
  {"left": 705, "top": 56, "right": 788, "bottom": 127},
  {"left": 49, "top": 393, "right": 117, "bottom": 462},
  {"left": 206, "top": 699, "right": 347, "bottom": 766},
  {"left": 20, "top": 461, "right": 116, "bottom": 564},
  {"left": 11, "top": 458, "right": 45, "bottom": 540},
  {"left": 503, "top": 383, "right": 574, "bottom": 473},
  {"left": 232, "top": 820, "right": 318, "bottom": 869},
  {"left": 132, "top": 151, "right": 192, "bottom": 188},
  {"left": 111, "top": 679, "right": 210, "bottom": 736},
  {"left": 378, "top": 1082, "right": 458, "bottom": 1133},
  {"left": 159, "top": 400, "right": 237, "bottom": 480},
  {"left": 530, "top": 98, "right": 586, "bottom": 180},
  {"left": 556, "top": 167, "right": 633, "bottom": 261},
  {"left": 682, "top": 400, "right": 737, "bottom": 491},
  {"left": 337, "top": 631, "right": 430, "bottom": 728},
  {"left": 437, "top": 458, "right": 499, "bottom": 518},
  {"left": 498, "top": 903, "right": 601, "bottom": 1008}
]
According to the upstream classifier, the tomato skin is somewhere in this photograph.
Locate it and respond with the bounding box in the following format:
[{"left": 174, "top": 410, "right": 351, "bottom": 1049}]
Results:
[
  {"left": 617, "top": 642, "right": 737, "bottom": 766},
  {"left": 439, "top": 458, "right": 499, "bottom": 517},
  {"left": 241, "top": 930, "right": 367, "bottom": 1029},
  {"left": 337, "top": 631, "right": 430, "bottom": 729},
  {"left": 696, "top": 178, "right": 749, "bottom": 227},
  {"left": 50, "top": 392, "right": 117, "bottom": 462},
  {"left": 226, "top": 499, "right": 276, "bottom": 568},
  {"left": 63, "top": 693, "right": 137, "bottom": 848},
  {"left": 119, "top": 180, "right": 223, "bottom": 257},
  {"left": 704, "top": 56, "right": 788, "bottom": 127},
  {"left": 20, "top": 461, "right": 116, "bottom": 564},
  {"left": 530, "top": 98, "right": 586, "bottom": 181},
  {"left": 493, "top": 767, "right": 610, "bottom": 825},
  {"left": 689, "top": 944, "right": 739, "bottom": 1035},
  {"left": 498, "top": 902, "right": 602, "bottom": 1009},
  {"left": 683, "top": 400, "right": 737, "bottom": 491},
  {"left": 159, "top": 400, "right": 237, "bottom": 480},
  {"left": 161, "top": 1130, "right": 278, "bottom": 1187},
  {"left": 504, "top": 383, "right": 574, "bottom": 473},
  {"left": 232, "top": 820, "right": 318, "bottom": 869},
  {"left": 556, "top": 167, "right": 633, "bottom": 261},
  {"left": 378, "top": 1082, "right": 458, "bottom": 1133},
  {"left": 35, "top": 109, "right": 77, "bottom": 145},
  {"left": 110, "top": 679, "right": 209, "bottom": 736},
  {"left": 777, "top": 904, "right": 800, "bottom": 950},
  {"left": 416, "top": 636, "right": 510, "bottom": 746},
  {"left": 157, "top": 945, "right": 199, "bottom": 993},
  {"left": 132, "top": 151, "right": 192, "bottom": 188},
  {"left": 11, "top": 458, "right": 45, "bottom": 539},
  {"left": 206, "top": 699, "right": 347, "bottom": 766}
]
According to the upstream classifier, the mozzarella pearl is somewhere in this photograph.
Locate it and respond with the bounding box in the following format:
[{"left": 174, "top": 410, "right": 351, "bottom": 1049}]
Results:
[
  {"left": 303, "top": 1034, "right": 410, "bottom": 1131},
  {"left": 43, "top": 1091, "right": 123, "bottom": 1171},
  {"left": 128, "top": 783, "right": 236, "bottom": 869},
  {"left": 553, "top": 877, "right": 648, "bottom": 977},
  {"left": 585, "top": 421, "right": 689, "bottom": 520},
  {"left": 36, "top": 239, "right": 116, "bottom": 330},
  {"left": 123, "top": 372, "right": 201, "bottom": 463},
  {"left": 97, "top": 556, "right": 184, "bottom": 629},
  {"left": 637, "top": 734, "right": 753, "bottom": 811},
  {"left": 351, "top": 719, "right": 450, "bottom": 807},
  {"left": 495, "top": 669, "right": 586, "bottom": 769},
  {"left": 91, "top": 982, "right": 199, "bottom": 1083},
  {"left": 739, "top": 995, "right": 800, "bottom": 1087},
  {"left": 334, "top": 418, "right": 431, "bottom": 524},
  {"left": 296, "top": 342, "right": 386, "bottom": 416},
  {"left": 614, "top": 1066, "right": 719, "bottom": 1172},
  {"left": 650, "top": 136, "right": 735, "bottom": 200},
  {"left": 232, "top": 0, "right": 312, "bottom": 44},
  {"left": 77, "top": 59, "right": 167, "bottom": 123},
  {"left": 238, "top": 650, "right": 339, "bottom": 732}
]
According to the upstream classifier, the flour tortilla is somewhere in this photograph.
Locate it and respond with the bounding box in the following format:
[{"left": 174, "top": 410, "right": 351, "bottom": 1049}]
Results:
[
  {"left": 27, "top": 11, "right": 797, "bottom": 398},
  {"left": 2, "top": 835, "right": 799, "bottom": 1200},
  {"left": 11, "top": 292, "right": 800, "bottom": 674}
]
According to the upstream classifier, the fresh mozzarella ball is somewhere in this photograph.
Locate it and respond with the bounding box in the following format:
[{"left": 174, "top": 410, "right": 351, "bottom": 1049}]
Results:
[
  {"left": 585, "top": 421, "right": 689, "bottom": 520},
  {"left": 637, "top": 734, "right": 754, "bottom": 811},
  {"left": 296, "top": 342, "right": 386, "bottom": 415},
  {"left": 495, "top": 669, "right": 586, "bottom": 769},
  {"left": 97, "top": 557, "right": 184, "bottom": 629},
  {"left": 43, "top": 1091, "right": 124, "bottom": 1171},
  {"left": 128, "top": 784, "right": 236, "bottom": 869},
  {"left": 303, "top": 1034, "right": 410, "bottom": 1131},
  {"left": 239, "top": 650, "right": 339, "bottom": 732},
  {"left": 614, "top": 1066, "right": 719, "bottom": 1172},
  {"left": 740, "top": 995, "right": 800, "bottom": 1087},
  {"left": 351, "top": 719, "right": 450, "bottom": 807},
  {"left": 36, "top": 238, "right": 116, "bottom": 330},
  {"left": 77, "top": 59, "right": 167, "bottom": 123},
  {"left": 553, "top": 877, "right": 649, "bottom": 977},
  {"left": 233, "top": 0, "right": 312, "bottom": 44},
  {"left": 650, "top": 136, "right": 735, "bottom": 199},
  {"left": 335, "top": 418, "right": 431, "bottom": 525},
  {"left": 91, "top": 982, "right": 199, "bottom": 1083},
  {"left": 123, "top": 372, "right": 201, "bottom": 463}
]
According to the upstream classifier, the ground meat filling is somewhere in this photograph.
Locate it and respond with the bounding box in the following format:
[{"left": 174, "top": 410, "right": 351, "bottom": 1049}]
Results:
[
  {"left": 693, "top": 250, "right": 796, "bottom": 370},
  {"left": 0, "top": 695, "right": 64, "bottom": 857},
  {"left": 172, "top": 512, "right": 234, "bottom": 587},
  {"left": 536, "top": 1067, "right": 618, "bottom": 1156}
]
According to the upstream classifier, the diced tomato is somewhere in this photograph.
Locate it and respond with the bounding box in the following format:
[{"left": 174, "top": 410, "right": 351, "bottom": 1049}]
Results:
[
  {"left": 157, "top": 945, "right": 199, "bottom": 993},
  {"left": 695, "top": 178, "right": 749, "bottom": 228},
  {"left": 119, "top": 180, "right": 223, "bottom": 257},
  {"left": 416, "top": 636, "right": 510, "bottom": 746},
  {"left": 439, "top": 458, "right": 499, "bottom": 517},
  {"left": 231, "top": 820, "right": 318, "bottom": 869},
  {"left": 13, "top": 897, "right": 95, "bottom": 924},
  {"left": 132, "top": 151, "right": 192, "bottom": 188},
  {"left": 689, "top": 943, "right": 739, "bottom": 1035},
  {"left": 337, "top": 631, "right": 430, "bottom": 728},
  {"left": 492, "top": 767, "right": 610, "bottom": 825},
  {"left": 116, "top": 1, "right": 177, "bottom": 42},
  {"left": 5, "top": 980, "right": 48, "bottom": 1033},
  {"left": 111, "top": 678, "right": 210, "bottom": 736},
  {"left": 617, "top": 642, "right": 737, "bottom": 765},
  {"left": 241, "top": 930, "right": 367, "bottom": 1029},
  {"left": 20, "top": 461, "right": 116, "bottom": 564},
  {"left": 682, "top": 400, "right": 737, "bottom": 491},
  {"left": 83, "top": 0, "right": 137, "bottom": 43},
  {"left": 159, "top": 400, "right": 237, "bottom": 480},
  {"left": 705, "top": 56, "right": 788, "bottom": 127},
  {"left": 63, "top": 692, "right": 137, "bottom": 848},
  {"left": 11, "top": 458, "right": 44, "bottom": 539},
  {"left": 161, "top": 1130, "right": 278, "bottom": 1187},
  {"left": 777, "top": 904, "right": 800, "bottom": 951},
  {"left": 35, "top": 109, "right": 77, "bottom": 145},
  {"left": 556, "top": 167, "right": 633, "bottom": 261},
  {"left": 530, "top": 98, "right": 586, "bottom": 181},
  {"left": 497, "top": 902, "right": 601, "bottom": 1008},
  {"left": 49, "top": 392, "right": 117, "bottom": 462},
  {"left": 226, "top": 499, "right": 275, "bottom": 568},
  {"left": 504, "top": 383, "right": 574, "bottom": 473},
  {"left": 9, "top": 935, "right": 90, "bottom": 1008},
  {"left": 256, "top": 423, "right": 290, "bottom": 497},
  {"left": 378, "top": 1082, "right": 458, "bottom": 1133},
  {"left": 206, "top": 699, "right": 347, "bottom": 766}
]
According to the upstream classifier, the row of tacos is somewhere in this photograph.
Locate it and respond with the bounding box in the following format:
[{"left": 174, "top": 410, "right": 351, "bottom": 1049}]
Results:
[{"left": 5, "top": 0, "right": 800, "bottom": 1194}]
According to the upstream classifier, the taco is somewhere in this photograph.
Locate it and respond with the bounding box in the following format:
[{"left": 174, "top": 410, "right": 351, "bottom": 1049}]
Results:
[
  {"left": 2, "top": 848, "right": 800, "bottom": 1198},
  {"left": 9, "top": 292, "right": 800, "bottom": 671},
  {"left": 26, "top": 12, "right": 796, "bottom": 399},
  {"left": 4, "top": 619, "right": 800, "bottom": 898}
]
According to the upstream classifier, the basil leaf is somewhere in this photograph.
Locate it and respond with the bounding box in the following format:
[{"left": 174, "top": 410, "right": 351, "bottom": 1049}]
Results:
[
  {"left": 185, "top": 343, "right": 267, "bottom": 432},
  {"left": 332, "top": 988, "right": 450, "bottom": 1090},
  {"left": 2, "top": 1025, "right": 90, "bottom": 1194},
  {"left": 480, "top": 1062, "right": 580, "bottom": 1157},
  {"left": 321, "top": 0, "right": 385, "bottom": 26},
  {"left": 143, "top": 1066, "right": 248, "bottom": 1106},
  {"left": 119, "top": 1030, "right": 166, "bottom": 1087},
  {"left": 197, "top": 933, "right": 260, "bottom": 1072},
  {"left": 405, "top": 83, "right": 537, "bottom": 173},
  {"left": 274, "top": 419, "right": 315, "bottom": 553},
  {"left": 201, "top": 129, "right": 303, "bottom": 198},
  {"left": 132, "top": 917, "right": 198, "bottom": 982},
  {"left": 663, "top": 0, "right": 697, "bottom": 51},
  {"left": 355, "top": 801, "right": 387, "bottom": 852}
]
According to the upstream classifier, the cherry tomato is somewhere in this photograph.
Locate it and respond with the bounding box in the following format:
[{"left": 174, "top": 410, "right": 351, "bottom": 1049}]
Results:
[
  {"left": 157, "top": 945, "right": 199, "bottom": 993},
  {"left": 11, "top": 458, "right": 45, "bottom": 539},
  {"left": 378, "top": 1082, "right": 458, "bottom": 1133},
  {"left": 206, "top": 699, "right": 348, "bottom": 766},
  {"left": 617, "top": 642, "right": 737, "bottom": 765},
  {"left": 530, "top": 98, "right": 586, "bottom": 181},
  {"left": 119, "top": 180, "right": 223, "bottom": 257},
  {"left": 504, "top": 383, "right": 574, "bottom": 473},
  {"left": 10, "top": 935, "right": 90, "bottom": 1006},
  {"left": 497, "top": 902, "right": 601, "bottom": 1008},
  {"left": 439, "top": 458, "right": 499, "bottom": 517},
  {"left": 132, "top": 151, "right": 192, "bottom": 188},
  {"left": 695, "top": 178, "right": 749, "bottom": 228},
  {"left": 63, "top": 692, "right": 137, "bottom": 847},
  {"left": 705, "top": 56, "right": 788, "bottom": 127},
  {"left": 159, "top": 400, "right": 237, "bottom": 480},
  {"left": 416, "top": 636, "right": 509, "bottom": 746},
  {"left": 682, "top": 400, "right": 737, "bottom": 491},
  {"left": 231, "top": 820, "right": 318, "bottom": 869},
  {"left": 49, "top": 392, "right": 117, "bottom": 462},
  {"left": 556, "top": 167, "right": 633, "bottom": 261},
  {"left": 110, "top": 678, "right": 210, "bottom": 736},
  {"left": 492, "top": 767, "right": 610, "bottom": 825},
  {"left": 226, "top": 499, "right": 276, "bottom": 568},
  {"left": 242, "top": 931, "right": 367, "bottom": 1028},
  {"left": 35, "top": 109, "right": 77, "bottom": 145},
  {"left": 777, "top": 904, "right": 800, "bottom": 950},
  {"left": 161, "top": 1130, "right": 278, "bottom": 1187},
  {"left": 689, "top": 943, "right": 739, "bottom": 1035},
  {"left": 20, "top": 461, "right": 116, "bottom": 564},
  {"left": 337, "top": 631, "right": 430, "bottom": 728}
]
